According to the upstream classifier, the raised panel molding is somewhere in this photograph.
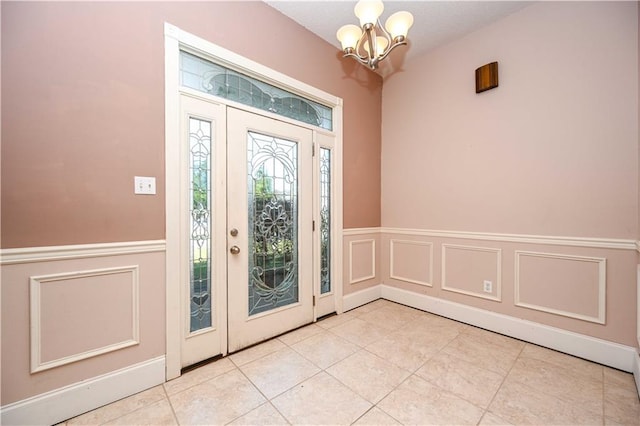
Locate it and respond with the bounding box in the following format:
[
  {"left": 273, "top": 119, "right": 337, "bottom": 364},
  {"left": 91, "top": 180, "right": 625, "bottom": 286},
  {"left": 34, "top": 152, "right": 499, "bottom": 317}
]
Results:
[
  {"left": 349, "top": 239, "right": 376, "bottom": 284},
  {"left": 30, "top": 266, "right": 140, "bottom": 373},
  {"left": 515, "top": 251, "right": 606, "bottom": 324},
  {"left": 441, "top": 244, "right": 502, "bottom": 302},
  {"left": 389, "top": 239, "right": 433, "bottom": 287}
]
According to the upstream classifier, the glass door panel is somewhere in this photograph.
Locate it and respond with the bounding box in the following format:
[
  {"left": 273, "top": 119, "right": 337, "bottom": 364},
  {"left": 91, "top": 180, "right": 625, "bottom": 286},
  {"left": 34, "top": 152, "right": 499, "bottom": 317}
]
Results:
[
  {"left": 227, "top": 108, "right": 313, "bottom": 353},
  {"left": 248, "top": 132, "right": 299, "bottom": 316}
]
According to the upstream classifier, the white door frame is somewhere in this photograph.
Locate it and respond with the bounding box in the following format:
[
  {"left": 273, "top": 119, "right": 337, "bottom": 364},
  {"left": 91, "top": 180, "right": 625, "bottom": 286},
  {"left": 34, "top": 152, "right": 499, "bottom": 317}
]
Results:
[{"left": 164, "top": 23, "right": 344, "bottom": 380}]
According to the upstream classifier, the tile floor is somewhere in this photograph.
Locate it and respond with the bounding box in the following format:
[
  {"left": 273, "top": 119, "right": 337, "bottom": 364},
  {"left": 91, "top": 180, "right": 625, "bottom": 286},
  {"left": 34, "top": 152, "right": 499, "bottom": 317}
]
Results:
[{"left": 63, "top": 300, "right": 640, "bottom": 425}]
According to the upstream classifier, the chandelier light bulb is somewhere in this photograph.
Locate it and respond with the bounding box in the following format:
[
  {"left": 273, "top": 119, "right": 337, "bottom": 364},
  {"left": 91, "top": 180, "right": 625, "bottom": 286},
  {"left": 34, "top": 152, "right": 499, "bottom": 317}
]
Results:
[
  {"left": 385, "top": 11, "right": 414, "bottom": 40},
  {"left": 363, "top": 36, "right": 389, "bottom": 57},
  {"left": 354, "top": 0, "right": 384, "bottom": 28},
  {"left": 336, "top": 24, "right": 363, "bottom": 51}
]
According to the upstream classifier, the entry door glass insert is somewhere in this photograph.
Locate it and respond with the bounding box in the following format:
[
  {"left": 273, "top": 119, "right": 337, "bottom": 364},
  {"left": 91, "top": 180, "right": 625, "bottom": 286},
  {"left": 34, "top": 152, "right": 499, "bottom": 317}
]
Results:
[
  {"left": 189, "top": 117, "right": 213, "bottom": 331},
  {"left": 248, "top": 132, "right": 299, "bottom": 315},
  {"left": 319, "top": 147, "right": 331, "bottom": 294},
  {"left": 227, "top": 108, "right": 313, "bottom": 353}
]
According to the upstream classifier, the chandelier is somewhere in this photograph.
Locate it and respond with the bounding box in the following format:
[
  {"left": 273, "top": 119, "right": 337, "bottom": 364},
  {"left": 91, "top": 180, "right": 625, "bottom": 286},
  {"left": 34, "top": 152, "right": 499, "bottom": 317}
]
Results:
[{"left": 336, "top": 0, "right": 414, "bottom": 70}]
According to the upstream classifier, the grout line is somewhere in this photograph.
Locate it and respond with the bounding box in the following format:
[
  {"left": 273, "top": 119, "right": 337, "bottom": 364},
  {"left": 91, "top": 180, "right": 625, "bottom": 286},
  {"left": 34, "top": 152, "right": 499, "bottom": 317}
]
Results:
[{"left": 162, "top": 382, "right": 181, "bottom": 425}]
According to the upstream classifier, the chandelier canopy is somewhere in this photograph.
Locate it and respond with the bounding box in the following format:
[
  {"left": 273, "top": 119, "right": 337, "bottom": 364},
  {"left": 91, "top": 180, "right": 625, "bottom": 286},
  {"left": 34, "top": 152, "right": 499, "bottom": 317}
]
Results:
[{"left": 336, "top": 0, "right": 414, "bottom": 70}]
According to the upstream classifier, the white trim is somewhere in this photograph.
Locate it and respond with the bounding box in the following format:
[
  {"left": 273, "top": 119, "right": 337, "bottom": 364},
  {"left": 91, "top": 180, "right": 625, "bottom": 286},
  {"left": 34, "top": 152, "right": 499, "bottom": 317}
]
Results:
[
  {"left": 349, "top": 239, "right": 376, "bottom": 284},
  {"left": 0, "top": 240, "right": 166, "bottom": 265},
  {"left": 632, "top": 351, "right": 640, "bottom": 398},
  {"left": 514, "top": 251, "right": 606, "bottom": 324},
  {"left": 0, "top": 356, "right": 165, "bottom": 426},
  {"left": 343, "top": 227, "right": 381, "bottom": 236},
  {"left": 441, "top": 244, "right": 502, "bottom": 302},
  {"left": 164, "top": 22, "right": 345, "bottom": 376},
  {"left": 30, "top": 266, "right": 140, "bottom": 373},
  {"left": 379, "top": 284, "right": 637, "bottom": 372},
  {"left": 343, "top": 285, "right": 382, "bottom": 312},
  {"left": 389, "top": 239, "right": 433, "bottom": 287},
  {"left": 380, "top": 227, "right": 637, "bottom": 251},
  {"left": 636, "top": 241, "right": 640, "bottom": 253}
]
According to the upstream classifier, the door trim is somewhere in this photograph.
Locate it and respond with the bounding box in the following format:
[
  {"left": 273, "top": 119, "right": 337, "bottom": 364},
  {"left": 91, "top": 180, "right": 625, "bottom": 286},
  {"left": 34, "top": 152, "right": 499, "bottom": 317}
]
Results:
[{"left": 164, "top": 23, "right": 344, "bottom": 380}]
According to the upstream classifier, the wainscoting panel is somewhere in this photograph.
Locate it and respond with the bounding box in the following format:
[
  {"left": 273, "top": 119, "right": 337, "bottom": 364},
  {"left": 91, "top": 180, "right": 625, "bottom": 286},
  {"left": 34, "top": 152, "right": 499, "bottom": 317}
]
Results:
[
  {"left": 515, "top": 251, "right": 606, "bottom": 324},
  {"left": 1, "top": 241, "right": 166, "bottom": 423},
  {"left": 441, "top": 244, "right": 502, "bottom": 302},
  {"left": 30, "top": 266, "right": 140, "bottom": 373},
  {"left": 389, "top": 239, "right": 433, "bottom": 287},
  {"left": 348, "top": 239, "right": 376, "bottom": 284}
]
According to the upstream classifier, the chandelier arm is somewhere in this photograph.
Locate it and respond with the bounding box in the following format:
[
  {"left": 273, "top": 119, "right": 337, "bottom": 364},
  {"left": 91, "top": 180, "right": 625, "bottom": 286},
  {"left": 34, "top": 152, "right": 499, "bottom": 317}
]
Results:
[
  {"left": 342, "top": 50, "right": 375, "bottom": 68},
  {"left": 363, "top": 24, "right": 376, "bottom": 62},
  {"left": 375, "top": 39, "right": 408, "bottom": 63}
]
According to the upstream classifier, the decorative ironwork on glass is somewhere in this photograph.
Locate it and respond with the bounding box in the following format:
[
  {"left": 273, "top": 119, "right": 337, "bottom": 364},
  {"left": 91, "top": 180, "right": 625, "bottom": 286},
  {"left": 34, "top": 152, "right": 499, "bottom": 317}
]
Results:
[
  {"left": 247, "top": 131, "right": 299, "bottom": 316},
  {"left": 320, "top": 148, "right": 332, "bottom": 294},
  {"left": 180, "top": 51, "right": 333, "bottom": 131},
  {"left": 189, "top": 117, "right": 213, "bottom": 332}
]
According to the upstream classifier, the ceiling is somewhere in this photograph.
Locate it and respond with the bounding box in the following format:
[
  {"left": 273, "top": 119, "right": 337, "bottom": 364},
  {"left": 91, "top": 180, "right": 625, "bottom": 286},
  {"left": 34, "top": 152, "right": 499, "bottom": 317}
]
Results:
[{"left": 265, "top": 1, "right": 533, "bottom": 74}]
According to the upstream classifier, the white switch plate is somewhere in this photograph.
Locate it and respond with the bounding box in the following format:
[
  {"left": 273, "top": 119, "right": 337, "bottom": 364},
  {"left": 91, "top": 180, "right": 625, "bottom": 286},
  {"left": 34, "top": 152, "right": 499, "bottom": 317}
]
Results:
[{"left": 134, "top": 176, "right": 156, "bottom": 195}]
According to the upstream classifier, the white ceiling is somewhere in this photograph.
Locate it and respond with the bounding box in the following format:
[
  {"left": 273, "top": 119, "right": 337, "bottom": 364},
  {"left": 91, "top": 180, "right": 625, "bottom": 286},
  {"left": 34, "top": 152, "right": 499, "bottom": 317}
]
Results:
[{"left": 265, "top": 1, "right": 533, "bottom": 73}]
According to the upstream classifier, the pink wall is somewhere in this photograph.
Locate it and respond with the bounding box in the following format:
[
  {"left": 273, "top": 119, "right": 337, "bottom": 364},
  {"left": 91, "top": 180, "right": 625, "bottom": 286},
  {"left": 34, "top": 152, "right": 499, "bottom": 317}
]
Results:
[
  {"left": 382, "top": 1, "right": 638, "bottom": 240},
  {"left": 0, "top": 1, "right": 382, "bottom": 249},
  {"left": 380, "top": 1, "right": 638, "bottom": 347}
]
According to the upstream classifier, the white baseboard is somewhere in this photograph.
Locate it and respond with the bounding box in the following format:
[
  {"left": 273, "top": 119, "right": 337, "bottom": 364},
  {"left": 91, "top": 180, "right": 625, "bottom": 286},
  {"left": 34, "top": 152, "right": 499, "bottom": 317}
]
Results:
[
  {"left": 379, "top": 284, "right": 637, "bottom": 372},
  {"left": 1, "top": 356, "right": 165, "bottom": 426},
  {"left": 341, "top": 283, "right": 637, "bottom": 374},
  {"left": 633, "top": 351, "right": 640, "bottom": 396},
  {"left": 343, "top": 286, "right": 382, "bottom": 311}
]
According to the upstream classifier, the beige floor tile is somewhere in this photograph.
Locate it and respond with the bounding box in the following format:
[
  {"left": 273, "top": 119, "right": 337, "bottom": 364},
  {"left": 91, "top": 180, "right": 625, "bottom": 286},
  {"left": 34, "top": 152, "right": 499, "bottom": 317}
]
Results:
[
  {"left": 507, "top": 357, "right": 603, "bottom": 416},
  {"left": 169, "top": 369, "right": 266, "bottom": 425},
  {"left": 291, "top": 330, "right": 359, "bottom": 369},
  {"left": 163, "top": 357, "right": 236, "bottom": 395},
  {"left": 479, "top": 411, "right": 515, "bottom": 425},
  {"left": 102, "top": 399, "right": 176, "bottom": 426},
  {"left": 329, "top": 317, "right": 389, "bottom": 347},
  {"left": 409, "top": 312, "right": 469, "bottom": 332},
  {"left": 520, "top": 343, "right": 603, "bottom": 382},
  {"left": 346, "top": 299, "right": 389, "bottom": 316},
  {"left": 440, "top": 332, "right": 522, "bottom": 375},
  {"left": 227, "top": 402, "right": 288, "bottom": 425},
  {"left": 488, "top": 377, "right": 603, "bottom": 425},
  {"left": 416, "top": 351, "right": 504, "bottom": 408},
  {"left": 315, "top": 312, "right": 357, "bottom": 329},
  {"left": 277, "top": 323, "right": 323, "bottom": 346},
  {"left": 229, "top": 338, "right": 287, "bottom": 367},
  {"left": 365, "top": 330, "right": 441, "bottom": 372},
  {"left": 326, "top": 349, "right": 411, "bottom": 403},
  {"left": 239, "top": 347, "right": 320, "bottom": 398},
  {"left": 68, "top": 386, "right": 166, "bottom": 425},
  {"left": 462, "top": 326, "right": 525, "bottom": 352},
  {"left": 271, "top": 372, "right": 371, "bottom": 425},
  {"left": 358, "top": 304, "right": 423, "bottom": 331},
  {"left": 353, "top": 407, "right": 401, "bottom": 425},
  {"left": 378, "top": 374, "right": 484, "bottom": 425},
  {"left": 604, "top": 367, "right": 640, "bottom": 425}
]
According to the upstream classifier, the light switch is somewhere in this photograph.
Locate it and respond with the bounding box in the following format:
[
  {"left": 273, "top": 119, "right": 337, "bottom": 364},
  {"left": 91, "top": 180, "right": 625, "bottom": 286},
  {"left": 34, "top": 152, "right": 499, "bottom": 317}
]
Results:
[{"left": 134, "top": 176, "right": 156, "bottom": 195}]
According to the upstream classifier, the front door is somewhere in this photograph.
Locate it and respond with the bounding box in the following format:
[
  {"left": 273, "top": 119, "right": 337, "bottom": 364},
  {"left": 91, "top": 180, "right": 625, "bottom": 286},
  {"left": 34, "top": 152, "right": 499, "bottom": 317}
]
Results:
[
  {"left": 227, "top": 108, "right": 314, "bottom": 352},
  {"left": 178, "top": 96, "right": 315, "bottom": 366}
]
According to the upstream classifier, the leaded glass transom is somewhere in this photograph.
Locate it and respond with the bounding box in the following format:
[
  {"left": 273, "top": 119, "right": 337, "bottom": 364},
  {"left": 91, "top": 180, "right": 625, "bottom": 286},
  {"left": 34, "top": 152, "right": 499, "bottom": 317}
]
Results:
[
  {"left": 247, "top": 131, "right": 299, "bottom": 316},
  {"left": 180, "top": 51, "right": 333, "bottom": 131},
  {"left": 320, "top": 148, "right": 331, "bottom": 294},
  {"left": 189, "top": 117, "right": 213, "bottom": 332}
]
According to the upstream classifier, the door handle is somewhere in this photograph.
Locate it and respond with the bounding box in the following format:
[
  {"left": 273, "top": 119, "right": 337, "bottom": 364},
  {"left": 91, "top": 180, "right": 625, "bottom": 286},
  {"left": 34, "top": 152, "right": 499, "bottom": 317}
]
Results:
[
  {"left": 230, "top": 228, "right": 238, "bottom": 237},
  {"left": 230, "top": 246, "right": 240, "bottom": 255}
]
